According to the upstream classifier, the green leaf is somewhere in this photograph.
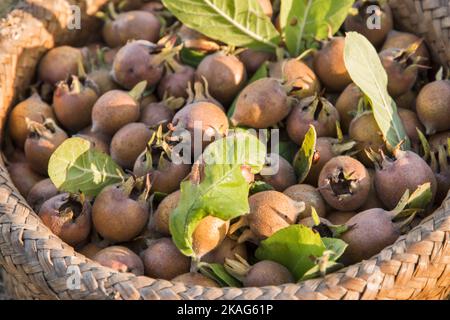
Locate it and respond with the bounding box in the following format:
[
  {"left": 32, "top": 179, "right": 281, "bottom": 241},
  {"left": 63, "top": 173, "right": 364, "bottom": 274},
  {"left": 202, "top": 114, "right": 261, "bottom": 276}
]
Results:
[
  {"left": 227, "top": 62, "right": 269, "bottom": 118},
  {"left": 202, "top": 131, "right": 267, "bottom": 174},
  {"left": 322, "top": 237, "right": 348, "bottom": 261},
  {"left": 436, "top": 67, "right": 444, "bottom": 81},
  {"left": 255, "top": 225, "right": 326, "bottom": 280},
  {"left": 48, "top": 137, "right": 125, "bottom": 196},
  {"left": 448, "top": 138, "right": 450, "bottom": 156},
  {"left": 301, "top": 261, "right": 343, "bottom": 281},
  {"left": 170, "top": 164, "right": 250, "bottom": 257},
  {"left": 281, "top": 0, "right": 355, "bottom": 57},
  {"left": 249, "top": 180, "right": 274, "bottom": 195},
  {"left": 278, "top": 140, "right": 299, "bottom": 163},
  {"left": 249, "top": 61, "right": 269, "bottom": 81},
  {"left": 293, "top": 125, "right": 317, "bottom": 183},
  {"left": 180, "top": 47, "right": 208, "bottom": 67},
  {"left": 417, "top": 128, "right": 430, "bottom": 160},
  {"left": 311, "top": 207, "right": 321, "bottom": 226},
  {"left": 300, "top": 237, "right": 347, "bottom": 280},
  {"left": 344, "top": 32, "right": 410, "bottom": 150},
  {"left": 406, "top": 183, "right": 433, "bottom": 210},
  {"left": 162, "top": 0, "right": 280, "bottom": 52},
  {"left": 199, "top": 262, "right": 242, "bottom": 287}
]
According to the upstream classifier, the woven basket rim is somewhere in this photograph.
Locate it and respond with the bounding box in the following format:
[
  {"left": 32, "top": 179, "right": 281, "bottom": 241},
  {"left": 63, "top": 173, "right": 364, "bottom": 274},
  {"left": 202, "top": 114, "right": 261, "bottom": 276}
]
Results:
[{"left": 0, "top": 0, "right": 449, "bottom": 300}]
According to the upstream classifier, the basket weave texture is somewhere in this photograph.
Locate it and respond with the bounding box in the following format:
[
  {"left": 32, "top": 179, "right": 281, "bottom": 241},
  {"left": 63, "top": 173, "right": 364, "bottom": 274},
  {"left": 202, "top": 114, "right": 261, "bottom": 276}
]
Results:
[
  {"left": 389, "top": 0, "right": 450, "bottom": 69},
  {"left": 0, "top": 0, "right": 449, "bottom": 300}
]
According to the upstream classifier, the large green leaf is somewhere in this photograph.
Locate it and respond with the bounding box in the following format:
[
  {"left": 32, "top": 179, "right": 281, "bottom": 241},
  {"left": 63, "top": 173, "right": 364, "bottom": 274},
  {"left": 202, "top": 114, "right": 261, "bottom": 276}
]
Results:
[
  {"left": 344, "top": 32, "right": 410, "bottom": 150},
  {"left": 202, "top": 131, "right": 267, "bottom": 174},
  {"left": 162, "top": 0, "right": 280, "bottom": 52},
  {"left": 255, "top": 225, "right": 326, "bottom": 280},
  {"left": 48, "top": 137, "right": 125, "bottom": 196},
  {"left": 293, "top": 125, "right": 317, "bottom": 183},
  {"left": 280, "top": 0, "right": 354, "bottom": 57},
  {"left": 170, "top": 164, "right": 250, "bottom": 257}
]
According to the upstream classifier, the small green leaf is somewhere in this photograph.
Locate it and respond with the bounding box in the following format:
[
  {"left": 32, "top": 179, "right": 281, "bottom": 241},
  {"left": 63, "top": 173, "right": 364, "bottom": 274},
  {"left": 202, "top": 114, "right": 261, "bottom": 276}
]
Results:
[
  {"left": 300, "top": 238, "right": 347, "bottom": 280},
  {"left": 278, "top": 140, "right": 299, "bottom": 163},
  {"left": 436, "top": 67, "right": 444, "bottom": 81},
  {"left": 293, "top": 125, "right": 317, "bottom": 183},
  {"left": 391, "top": 189, "right": 411, "bottom": 216},
  {"left": 311, "top": 207, "right": 320, "bottom": 226},
  {"left": 180, "top": 47, "right": 208, "bottom": 67},
  {"left": 249, "top": 180, "right": 274, "bottom": 195},
  {"left": 321, "top": 237, "right": 348, "bottom": 261},
  {"left": 336, "top": 121, "right": 344, "bottom": 143},
  {"left": 48, "top": 137, "right": 125, "bottom": 196},
  {"left": 406, "top": 183, "right": 433, "bottom": 210},
  {"left": 329, "top": 224, "right": 349, "bottom": 238},
  {"left": 417, "top": 128, "right": 430, "bottom": 160},
  {"left": 255, "top": 225, "right": 326, "bottom": 280},
  {"left": 153, "top": 192, "right": 168, "bottom": 202},
  {"left": 344, "top": 32, "right": 410, "bottom": 150},
  {"left": 162, "top": 0, "right": 280, "bottom": 52},
  {"left": 281, "top": 0, "right": 355, "bottom": 56},
  {"left": 199, "top": 263, "right": 242, "bottom": 287},
  {"left": 301, "top": 261, "right": 343, "bottom": 281},
  {"left": 170, "top": 164, "right": 250, "bottom": 257},
  {"left": 202, "top": 131, "right": 267, "bottom": 174},
  {"left": 228, "top": 62, "right": 269, "bottom": 118}
]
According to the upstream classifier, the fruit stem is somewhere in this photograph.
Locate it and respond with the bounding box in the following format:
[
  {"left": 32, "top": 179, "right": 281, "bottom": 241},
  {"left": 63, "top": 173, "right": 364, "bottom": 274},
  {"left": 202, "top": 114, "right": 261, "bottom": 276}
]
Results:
[
  {"left": 121, "top": 177, "right": 136, "bottom": 198},
  {"left": 107, "top": 1, "right": 118, "bottom": 20},
  {"left": 128, "top": 81, "right": 148, "bottom": 101},
  {"left": 275, "top": 47, "right": 286, "bottom": 62},
  {"left": 190, "top": 257, "right": 201, "bottom": 273},
  {"left": 193, "top": 80, "right": 207, "bottom": 102}
]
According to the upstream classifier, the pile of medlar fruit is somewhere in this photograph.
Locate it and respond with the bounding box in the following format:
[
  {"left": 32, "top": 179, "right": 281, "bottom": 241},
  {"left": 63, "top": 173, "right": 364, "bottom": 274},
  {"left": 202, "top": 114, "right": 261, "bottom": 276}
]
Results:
[{"left": 4, "top": 0, "right": 449, "bottom": 288}]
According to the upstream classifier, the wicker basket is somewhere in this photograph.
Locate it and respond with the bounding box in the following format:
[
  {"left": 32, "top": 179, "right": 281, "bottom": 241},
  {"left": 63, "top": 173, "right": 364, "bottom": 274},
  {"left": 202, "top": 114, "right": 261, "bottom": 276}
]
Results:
[
  {"left": 0, "top": 0, "right": 449, "bottom": 300},
  {"left": 389, "top": 0, "right": 450, "bottom": 70}
]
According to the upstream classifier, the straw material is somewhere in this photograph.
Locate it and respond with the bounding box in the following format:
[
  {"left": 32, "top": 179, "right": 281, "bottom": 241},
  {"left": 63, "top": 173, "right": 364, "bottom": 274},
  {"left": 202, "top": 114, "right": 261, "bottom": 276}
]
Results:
[{"left": 0, "top": 0, "right": 449, "bottom": 300}]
